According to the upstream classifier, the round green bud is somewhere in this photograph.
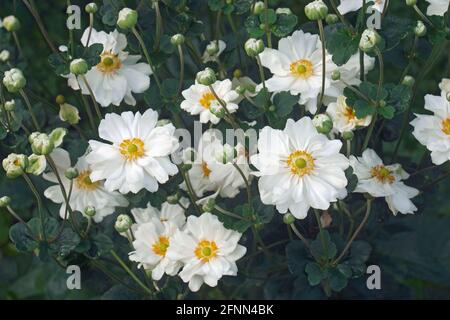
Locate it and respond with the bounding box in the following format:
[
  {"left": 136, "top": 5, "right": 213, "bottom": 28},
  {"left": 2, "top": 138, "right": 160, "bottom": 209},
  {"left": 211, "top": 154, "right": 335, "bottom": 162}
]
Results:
[
  {"left": 276, "top": 8, "right": 292, "bottom": 15},
  {"left": 115, "top": 214, "right": 133, "bottom": 233},
  {"left": 414, "top": 20, "right": 427, "bottom": 37},
  {"left": 205, "top": 41, "right": 220, "bottom": 56},
  {"left": 283, "top": 213, "right": 296, "bottom": 225},
  {"left": 402, "top": 75, "right": 415, "bottom": 87},
  {"left": 326, "top": 14, "right": 339, "bottom": 25},
  {"left": 59, "top": 102, "right": 81, "bottom": 124},
  {"left": 331, "top": 70, "right": 341, "bottom": 81},
  {"left": 85, "top": 3, "right": 98, "bottom": 14},
  {"left": 70, "top": 59, "right": 89, "bottom": 75},
  {"left": 233, "top": 69, "right": 242, "bottom": 79},
  {"left": 202, "top": 198, "right": 216, "bottom": 213},
  {"left": 117, "top": 8, "right": 138, "bottom": 29},
  {"left": 305, "top": 0, "right": 328, "bottom": 21},
  {"left": 378, "top": 100, "right": 386, "bottom": 108},
  {"left": 244, "top": 38, "right": 265, "bottom": 57},
  {"left": 253, "top": 1, "right": 265, "bottom": 15},
  {"left": 4, "top": 100, "right": 16, "bottom": 111},
  {"left": 313, "top": 114, "right": 333, "bottom": 134},
  {"left": 0, "top": 50, "right": 10, "bottom": 62},
  {"left": 0, "top": 196, "right": 11, "bottom": 208},
  {"left": 3, "top": 68, "right": 26, "bottom": 93},
  {"left": 31, "top": 133, "right": 54, "bottom": 155},
  {"left": 2, "top": 153, "right": 28, "bottom": 179},
  {"left": 342, "top": 131, "right": 354, "bottom": 141},
  {"left": 268, "top": 105, "right": 276, "bottom": 112},
  {"left": 405, "top": 0, "right": 417, "bottom": 6},
  {"left": 166, "top": 193, "right": 180, "bottom": 205},
  {"left": 171, "top": 34, "right": 185, "bottom": 46},
  {"left": 3, "top": 16, "right": 21, "bottom": 32},
  {"left": 55, "top": 95, "right": 65, "bottom": 105},
  {"left": 84, "top": 206, "right": 96, "bottom": 217},
  {"left": 65, "top": 167, "right": 79, "bottom": 180},
  {"left": 359, "top": 29, "right": 382, "bottom": 53},
  {"left": 196, "top": 68, "right": 217, "bottom": 86}
]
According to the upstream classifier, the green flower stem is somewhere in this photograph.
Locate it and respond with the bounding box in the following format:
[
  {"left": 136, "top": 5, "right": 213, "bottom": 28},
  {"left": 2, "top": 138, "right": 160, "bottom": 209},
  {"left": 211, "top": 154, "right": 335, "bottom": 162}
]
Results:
[
  {"left": 19, "top": 89, "right": 41, "bottom": 131},
  {"left": 338, "top": 200, "right": 355, "bottom": 242},
  {"left": 316, "top": 19, "right": 326, "bottom": 114},
  {"left": 22, "top": 173, "right": 46, "bottom": 242},
  {"left": 226, "top": 13, "right": 244, "bottom": 70},
  {"left": 185, "top": 40, "right": 203, "bottom": 68},
  {"left": 179, "top": 167, "right": 202, "bottom": 215},
  {"left": 251, "top": 226, "right": 270, "bottom": 257},
  {"left": 0, "top": 84, "right": 12, "bottom": 131},
  {"left": 339, "top": 79, "right": 371, "bottom": 103},
  {"left": 12, "top": 32, "right": 24, "bottom": 58},
  {"left": 83, "top": 13, "right": 94, "bottom": 55},
  {"left": 110, "top": 249, "right": 153, "bottom": 296},
  {"left": 313, "top": 208, "right": 329, "bottom": 261},
  {"left": 6, "top": 205, "right": 37, "bottom": 239},
  {"left": 131, "top": 27, "right": 162, "bottom": 90},
  {"left": 290, "top": 223, "right": 310, "bottom": 249},
  {"left": 153, "top": 0, "right": 164, "bottom": 51},
  {"left": 420, "top": 171, "right": 450, "bottom": 191},
  {"left": 374, "top": 47, "right": 384, "bottom": 100},
  {"left": 346, "top": 139, "right": 351, "bottom": 158},
  {"left": 77, "top": 88, "right": 97, "bottom": 133},
  {"left": 255, "top": 55, "right": 267, "bottom": 91},
  {"left": 214, "top": 205, "right": 249, "bottom": 221},
  {"left": 67, "top": 0, "right": 75, "bottom": 57},
  {"left": 399, "top": 36, "right": 418, "bottom": 83},
  {"left": 413, "top": 5, "right": 435, "bottom": 27},
  {"left": 329, "top": 0, "right": 355, "bottom": 33},
  {"left": 80, "top": 75, "right": 102, "bottom": 121},
  {"left": 176, "top": 45, "right": 185, "bottom": 96},
  {"left": 208, "top": 85, "right": 240, "bottom": 130},
  {"left": 263, "top": 0, "right": 272, "bottom": 48},
  {"left": 359, "top": 49, "right": 365, "bottom": 82},
  {"left": 232, "top": 163, "right": 252, "bottom": 206},
  {"left": 361, "top": 113, "right": 377, "bottom": 151},
  {"left": 333, "top": 199, "right": 372, "bottom": 265}
]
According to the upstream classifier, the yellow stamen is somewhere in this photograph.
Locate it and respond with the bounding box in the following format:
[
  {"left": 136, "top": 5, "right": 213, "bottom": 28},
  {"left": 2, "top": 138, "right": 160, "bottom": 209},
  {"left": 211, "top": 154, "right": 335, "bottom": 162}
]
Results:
[
  {"left": 194, "top": 240, "right": 218, "bottom": 263},
  {"left": 343, "top": 106, "right": 356, "bottom": 121},
  {"left": 76, "top": 170, "right": 99, "bottom": 190},
  {"left": 119, "top": 138, "right": 145, "bottom": 161},
  {"left": 286, "top": 150, "right": 315, "bottom": 176},
  {"left": 370, "top": 165, "right": 395, "bottom": 184},
  {"left": 199, "top": 92, "right": 216, "bottom": 109},
  {"left": 442, "top": 118, "right": 450, "bottom": 135},
  {"left": 96, "top": 50, "right": 122, "bottom": 73},
  {"left": 152, "top": 236, "right": 170, "bottom": 257},
  {"left": 290, "top": 59, "right": 313, "bottom": 78},
  {"left": 201, "top": 162, "right": 211, "bottom": 177}
]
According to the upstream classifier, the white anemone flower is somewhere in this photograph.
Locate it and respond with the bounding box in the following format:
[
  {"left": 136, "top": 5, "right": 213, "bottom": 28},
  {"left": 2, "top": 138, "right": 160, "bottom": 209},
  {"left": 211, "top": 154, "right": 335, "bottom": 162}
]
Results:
[
  {"left": 425, "top": 0, "right": 449, "bottom": 16},
  {"left": 250, "top": 117, "right": 349, "bottom": 219},
  {"left": 166, "top": 212, "right": 246, "bottom": 292},
  {"left": 327, "top": 96, "right": 372, "bottom": 133},
  {"left": 411, "top": 84, "right": 450, "bottom": 165},
  {"left": 181, "top": 79, "right": 239, "bottom": 124},
  {"left": 350, "top": 149, "right": 419, "bottom": 215},
  {"left": 86, "top": 109, "right": 179, "bottom": 194},
  {"left": 129, "top": 219, "right": 183, "bottom": 280},
  {"left": 337, "top": 0, "right": 386, "bottom": 15},
  {"left": 68, "top": 28, "right": 152, "bottom": 107},
  {"left": 131, "top": 198, "right": 189, "bottom": 229},
  {"left": 43, "top": 148, "right": 128, "bottom": 222}
]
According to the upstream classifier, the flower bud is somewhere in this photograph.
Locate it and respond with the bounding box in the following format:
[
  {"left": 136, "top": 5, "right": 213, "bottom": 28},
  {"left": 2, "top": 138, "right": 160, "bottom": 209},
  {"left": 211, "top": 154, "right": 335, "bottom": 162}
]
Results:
[
  {"left": 65, "top": 167, "right": 79, "bottom": 180},
  {"left": 26, "top": 154, "right": 47, "bottom": 176},
  {"left": 401, "top": 75, "right": 415, "bottom": 87},
  {"left": 359, "top": 29, "right": 382, "bottom": 53},
  {"left": 331, "top": 70, "right": 341, "bottom": 81},
  {"left": 70, "top": 59, "right": 89, "bottom": 75},
  {"left": 0, "top": 196, "right": 11, "bottom": 208},
  {"left": 342, "top": 131, "right": 354, "bottom": 140},
  {"left": 84, "top": 206, "right": 96, "bottom": 217},
  {"left": 253, "top": 1, "right": 265, "bottom": 15},
  {"left": 117, "top": 8, "right": 138, "bottom": 29},
  {"left": 233, "top": 69, "right": 242, "bottom": 79},
  {"left": 313, "top": 114, "right": 333, "bottom": 134},
  {"left": 244, "top": 38, "right": 265, "bottom": 57},
  {"left": 49, "top": 128, "right": 67, "bottom": 148},
  {"left": 202, "top": 198, "right": 216, "bottom": 212},
  {"left": 3, "top": 68, "right": 26, "bottom": 93},
  {"left": 305, "top": 0, "right": 328, "bottom": 21},
  {"left": 59, "top": 103, "right": 80, "bottom": 125},
  {"left": 166, "top": 193, "right": 180, "bottom": 205},
  {"left": 405, "top": 0, "right": 417, "bottom": 6},
  {"left": 283, "top": 212, "right": 296, "bottom": 224},
  {"left": 196, "top": 68, "right": 217, "bottom": 86},
  {"left": 4, "top": 100, "right": 15, "bottom": 111},
  {"left": 115, "top": 214, "right": 133, "bottom": 233},
  {"left": 276, "top": 8, "right": 292, "bottom": 15},
  {"left": 378, "top": 100, "right": 386, "bottom": 108},
  {"left": 268, "top": 105, "right": 276, "bottom": 112},
  {"left": 55, "top": 95, "right": 65, "bottom": 105},
  {"left": 30, "top": 133, "right": 54, "bottom": 155},
  {"left": 326, "top": 14, "right": 339, "bottom": 25},
  {"left": 2, "top": 153, "right": 28, "bottom": 179},
  {"left": 3, "top": 16, "right": 20, "bottom": 32},
  {"left": 171, "top": 34, "right": 185, "bottom": 46},
  {"left": 414, "top": 20, "right": 427, "bottom": 37},
  {"left": 0, "top": 50, "right": 10, "bottom": 62},
  {"left": 205, "top": 41, "right": 220, "bottom": 56},
  {"left": 85, "top": 3, "right": 98, "bottom": 14}
]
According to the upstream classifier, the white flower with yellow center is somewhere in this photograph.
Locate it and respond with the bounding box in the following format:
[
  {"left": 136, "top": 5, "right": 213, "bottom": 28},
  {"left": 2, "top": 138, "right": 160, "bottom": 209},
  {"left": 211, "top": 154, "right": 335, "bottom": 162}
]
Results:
[
  {"left": 129, "top": 219, "right": 182, "bottom": 280},
  {"left": 86, "top": 109, "right": 179, "bottom": 194},
  {"left": 425, "top": 0, "right": 449, "bottom": 16},
  {"left": 327, "top": 96, "right": 372, "bottom": 133},
  {"left": 166, "top": 212, "right": 246, "bottom": 292},
  {"left": 180, "top": 80, "right": 239, "bottom": 124},
  {"left": 131, "top": 198, "right": 189, "bottom": 229},
  {"left": 350, "top": 149, "right": 419, "bottom": 215},
  {"left": 259, "top": 30, "right": 337, "bottom": 114},
  {"left": 337, "top": 0, "right": 386, "bottom": 15},
  {"left": 43, "top": 148, "right": 128, "bottom": 222},
  {"left": 68, "top": 28, "right": 152, "bottom": 107},
  {"left": 411, "top": 84, "right": 450, "bottom": 165},
  {"left": 250, "top": 117, "right": 349, "bottom": 219}
]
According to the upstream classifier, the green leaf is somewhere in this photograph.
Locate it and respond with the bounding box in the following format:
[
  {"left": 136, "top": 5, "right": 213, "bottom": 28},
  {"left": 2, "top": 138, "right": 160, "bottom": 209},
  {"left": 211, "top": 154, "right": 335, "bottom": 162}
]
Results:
[
  {"left": 9, "top": 223, "right": 38, "bottom": 252},
  {"left": 329, "top": 267, "right": 348, "bottom": 292},
  {"left": 208, "top": 0, "right": 225, "bottom": 11},
  {"left": 305, "top": 262, "right": 325, "bottom": 286},
  {"left": 49, "top": 228, "right": 81, "bottom": 258},
  {"left": 234, "top": 0, "right": 253, "bottom": 15},
  {"left": 360, "top": 82, "right": 388, "bottom": 101},
  {"left": 378, "top": 105, "right": 395, "bottom": 119},
  {"left": 245, "top": 16, "right": 265, "bottom": 38},
  {"left": 161, "top": 78, "right": 179, "bottom": 99},
  {"left": 259, "top": 9, "right": 277, "bottom": 25},
  {"left": 90, "top": 233, "right": 113, "bottom": 257},
  {"left": 272, "top": 14, "right": 297, "bottom": 38},
  {"left": 286, "top": 241, "right": 310, "bottom": 275},
  {"left": 310, "top": 230, "right": 337, "bottom": 260},
  {"left": 345, "top": 167, "right": 358, "bottom": 193},
  {"left": 353, "top": 99, "right": 375, "bottom": 119},
  {"left": 273, "top": 91, "right": 298, "bottom": 117},
  {"left": 384, "top": 83, "right": 411, "bottom": 113},
  {"left": 253, "top": 87, "right": 270, "bottom": 108},
  {"left": 84, "top": 43, "right": 103, "bottom": 67},
  {"left": 379, "top": 16, "right": 414, "bottom": 51},
  {"left": 325, "top": 24, "right": 360, "bottom": 66}
]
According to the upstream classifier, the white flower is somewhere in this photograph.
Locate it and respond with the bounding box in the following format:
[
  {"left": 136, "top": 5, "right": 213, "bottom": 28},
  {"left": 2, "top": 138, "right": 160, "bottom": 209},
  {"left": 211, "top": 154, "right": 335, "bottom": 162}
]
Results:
[
  {"left": 250, "top": 117, "right": 349, "bottom": 219},
  {"left": 326, "top": 96, "right": 372, "bottom": 133},
  {"left": 68, "top": 28, "right": 152, "bottom": 107},
  {"left": 439, "top": 78, "right": 450, "bottom": 95},
  {"left": 166, "top": 212, "right": 246, "bottom": 292},
  {"left": 181, "top": 79, "right": 239, "bottom": 124},
  {"left": 425, "top": 0, "right": 449, "bottom": 16},
  {"left": 259, "top": 30, "right": 337, "bottom": 114},
  {"left": 337, "top": 0, "right": 386, "bottom": 15},
  {"left": 131, "top": 198, "right": 189, "bottom": 229},
  {"left": 202, "top": 40, "right": 226, "bottom": 63},
  {"left": 411, "top": 86, "right": 450, "bottom": 165},
  {"left": 86, "top": 109, "right": 179, "bottom": 194},
  {"left": 350, "top": 149, "right": 419, "bottom": 215},
  {"left": 129, "top": 219, "right": 182, "bottom": 280},
  {"left": 44, "top": 148, "right": 128, "bottom": 222},
  {"left": 182, "top": 131, "right": 251, "bottom": 198}
]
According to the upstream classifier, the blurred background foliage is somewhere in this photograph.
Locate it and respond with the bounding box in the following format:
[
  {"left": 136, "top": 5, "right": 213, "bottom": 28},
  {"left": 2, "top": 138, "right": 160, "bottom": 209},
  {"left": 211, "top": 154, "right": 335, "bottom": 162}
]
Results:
[{"left": 0, "top": 0, "right": 449, "bottom": 299}]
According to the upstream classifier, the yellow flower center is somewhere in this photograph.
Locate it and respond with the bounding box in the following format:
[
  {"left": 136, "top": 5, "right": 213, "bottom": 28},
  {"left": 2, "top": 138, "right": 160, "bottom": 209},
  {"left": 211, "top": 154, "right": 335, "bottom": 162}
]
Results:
[
  {"left": 96, "top": 50, "right": 122, "bottom": 73},
  {"left": 370, "top": 165, "right": 395, "bottom": 184},
  {"left": 343, "top": 106, "right": 356, "bottom": 121},
  {"left": 199, "top": 92, "right": 216, "bottom": 109},
  {"left": 194, "top": 240, "right": 218, "bottom": 263},
  {"left": 76, "top": 170, "right": 99, "bottom": 190},
  {"left": 119, "top": 138, "right": 145, "bottom": 161},
  {"left": 441, "top": 118, "right": 450, "bottom": 135},
  {"left": 290, "top": 59, "right": 313, "bottom": 78},
  {"left": 286, "top": 150, "right": 315, "bottom": 176},
  {"left": 152, "top": 236, "right": 170, "bottom": 257},
  {"left": 201, "top": 161, "right": 211, "bottom": 177}
]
